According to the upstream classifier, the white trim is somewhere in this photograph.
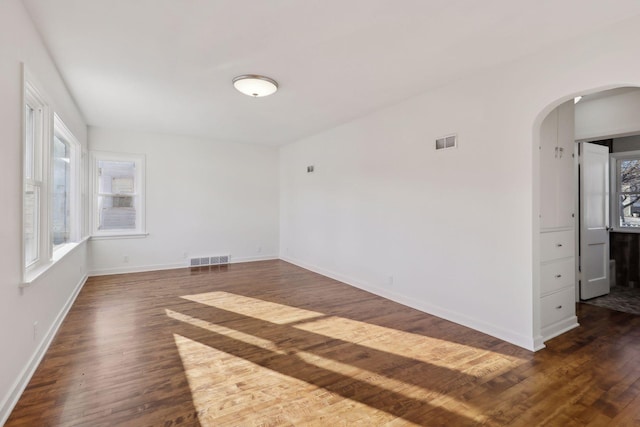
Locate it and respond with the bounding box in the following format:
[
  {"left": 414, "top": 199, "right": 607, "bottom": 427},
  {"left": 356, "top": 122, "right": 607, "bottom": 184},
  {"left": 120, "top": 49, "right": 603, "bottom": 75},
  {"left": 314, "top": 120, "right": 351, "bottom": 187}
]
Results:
[
  {"left": 23, "top": 66, "right": 52, "bottom": 281},
  {"left": 540, "top": 316, "right": 580, "bottom": 342},
  {"left": 21, "top": 236, "right": 90, "bottom": 287},
  {"left": 88, "top": 254, "right": 279, "bottom": 276},
  {"left": 233, "top": 254, "right": 279, "bottom": 263},
  {"left": 0, "top": 273, "right": 88, "bottom": 425},
  {"left": 280, "top": 255, "right": 538, "bottom": 352},
  {"left": 89, "top": 262, "right": 191, "bottom": 276},
  {"left": 90, "top": 233, "right": 149, "bottom": 240},
  {"left": 610, "top": 150, "right": 640, "bottom": 232},
  {"left": 89, "top": 151, "right": 146, "bottom": 237},
  {"left": 53, "top": 113, "right": 82, "bottom": 246},
  {"left": 533, "top": 335, "right": 546, "bottom": 351}
]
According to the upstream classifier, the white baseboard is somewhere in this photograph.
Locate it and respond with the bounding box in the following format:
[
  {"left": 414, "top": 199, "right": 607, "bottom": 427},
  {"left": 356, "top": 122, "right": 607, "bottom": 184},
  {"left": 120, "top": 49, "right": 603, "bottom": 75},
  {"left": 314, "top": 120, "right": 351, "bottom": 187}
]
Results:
[
  {"left": 533, "top": 335, "right": 546, "bottom": 351},
  {"left": 88, "top": 255, "right": 279, "bottom": 276},
  {"left": 232, "top": 255, "right": 279, "bottom": 263},
  {"left": 0, "top": 274, "right": 88, "bottom": 426},
  {"left": 541, "top": 317, "right": 580, "bottom": 342},
  {"left": 89, "top": 261, "right": 190, "bottom": 276},
  {"left": 280, "top": 255, "right": 538, "bottom": 352}
]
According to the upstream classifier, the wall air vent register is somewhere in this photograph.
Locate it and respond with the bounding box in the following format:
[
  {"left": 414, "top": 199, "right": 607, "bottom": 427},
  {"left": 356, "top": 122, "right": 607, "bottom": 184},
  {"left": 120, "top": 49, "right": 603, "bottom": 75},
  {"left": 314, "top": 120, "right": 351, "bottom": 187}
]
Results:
[{"left": 436, "top": 134, "right": 457, "bottom": 150}]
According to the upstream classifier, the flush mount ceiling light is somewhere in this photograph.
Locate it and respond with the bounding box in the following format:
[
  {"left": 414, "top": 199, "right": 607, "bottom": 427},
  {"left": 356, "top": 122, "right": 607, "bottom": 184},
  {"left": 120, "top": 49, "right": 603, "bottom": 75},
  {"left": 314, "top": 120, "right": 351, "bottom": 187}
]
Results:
[{"left": 232, "top": 74, "right": 278, "bottom": 97}]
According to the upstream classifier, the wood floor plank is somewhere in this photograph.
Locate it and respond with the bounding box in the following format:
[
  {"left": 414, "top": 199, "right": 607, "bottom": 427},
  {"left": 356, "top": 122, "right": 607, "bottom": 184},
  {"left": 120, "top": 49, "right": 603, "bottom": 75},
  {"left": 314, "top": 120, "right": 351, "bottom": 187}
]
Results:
[{"left": 6, "top": 260, "right": 640, "bottom": 426}]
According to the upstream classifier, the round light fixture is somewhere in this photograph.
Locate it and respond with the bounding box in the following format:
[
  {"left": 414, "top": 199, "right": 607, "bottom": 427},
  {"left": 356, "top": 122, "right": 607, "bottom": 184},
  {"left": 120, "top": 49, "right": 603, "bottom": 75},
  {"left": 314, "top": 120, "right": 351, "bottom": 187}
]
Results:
[{"left": 232, "top": 74, "right": 278, "bottom": 97}]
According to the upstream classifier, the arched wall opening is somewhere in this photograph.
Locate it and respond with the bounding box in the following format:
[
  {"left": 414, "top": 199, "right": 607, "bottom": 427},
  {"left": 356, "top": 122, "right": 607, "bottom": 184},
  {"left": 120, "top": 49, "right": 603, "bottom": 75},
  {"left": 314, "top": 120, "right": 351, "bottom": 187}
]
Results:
[{"left": 531, "top": 84, "right": 640, "bottom": 350}]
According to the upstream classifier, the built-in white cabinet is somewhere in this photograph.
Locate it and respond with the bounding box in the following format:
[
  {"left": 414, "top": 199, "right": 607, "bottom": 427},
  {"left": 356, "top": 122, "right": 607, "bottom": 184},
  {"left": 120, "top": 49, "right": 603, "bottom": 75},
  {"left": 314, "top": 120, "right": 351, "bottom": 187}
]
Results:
[
  {"left": 539, "top": 100, "right": 579, "bottom": 342},
  {"left": 540, "top": 101, "right": 575, "bottom": 230}
]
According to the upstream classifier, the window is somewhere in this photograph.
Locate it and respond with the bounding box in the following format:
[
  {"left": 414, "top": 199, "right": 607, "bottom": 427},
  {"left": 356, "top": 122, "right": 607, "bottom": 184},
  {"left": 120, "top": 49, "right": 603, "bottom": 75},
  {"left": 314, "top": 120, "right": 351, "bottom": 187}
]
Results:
[
  {"left": 612, "top": 151, "right": 640, "bottom": 230},
  {"left": 91, "top": 152, "right": 146, "bottom": 237},
  {"left": 23, "top": 77, "right": 49, "bottom": 271},
  {"left": 23, "top": 70, "right": 83, "bottom": 283},
  {"left": 52, "top": 115, "right": 81, "bottom": 248}
]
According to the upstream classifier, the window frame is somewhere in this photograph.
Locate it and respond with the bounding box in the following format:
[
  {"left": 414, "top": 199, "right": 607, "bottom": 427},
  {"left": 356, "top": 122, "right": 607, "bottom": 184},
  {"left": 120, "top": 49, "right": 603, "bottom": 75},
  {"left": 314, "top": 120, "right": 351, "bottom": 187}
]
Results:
[
  {"left": 52, "top": 114, "right": 82, "bottom": 251},
  {"left": 90, "top": 151, "right": 147, "bottom": 238},
  {"left": 23, "top": 71, "right": 51, "bottom": 277},
  {"left": 22, "top": 67, "right": 86, "bottom": 286},
  {"left": 610, "top": 150, "right": 640, "bottom": 233}
]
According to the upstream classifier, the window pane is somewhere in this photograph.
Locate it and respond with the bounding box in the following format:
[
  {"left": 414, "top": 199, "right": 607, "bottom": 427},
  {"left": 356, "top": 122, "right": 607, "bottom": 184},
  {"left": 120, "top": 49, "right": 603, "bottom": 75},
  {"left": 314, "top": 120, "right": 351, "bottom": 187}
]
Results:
[
  {"left": 98, "top": 160, "right": 135, "bottom": 194},
  {"left": 52, "top": 134, "right": 71, "bottom": 246},
  {"left": 24, "top": 184, "right": 39, "bottom": 265},
  {"left": 619, "top": 193, "right": 640, "bottom": 227},
  {"left": 98, "top": 195, "right": 136, "bottom": 230},
  {"left": 619, "top": 159, "right": 640, "bottom": 192},
  {"left": 25, "top": 104, "right": 35, "bottom": 179}
]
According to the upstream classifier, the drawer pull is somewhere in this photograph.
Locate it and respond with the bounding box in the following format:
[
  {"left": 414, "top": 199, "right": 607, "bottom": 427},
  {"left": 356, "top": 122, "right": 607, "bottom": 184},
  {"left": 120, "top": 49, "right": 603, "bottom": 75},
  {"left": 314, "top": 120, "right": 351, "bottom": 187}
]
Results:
[
  {"left": 556, "top": 305, "right": 563, "bottom": 310},
  {"left": 555, "top": 274, "right": 562, "bottom": 278},
  {"left": 556, "top": 244, "right": 563, "bottom": 247}
]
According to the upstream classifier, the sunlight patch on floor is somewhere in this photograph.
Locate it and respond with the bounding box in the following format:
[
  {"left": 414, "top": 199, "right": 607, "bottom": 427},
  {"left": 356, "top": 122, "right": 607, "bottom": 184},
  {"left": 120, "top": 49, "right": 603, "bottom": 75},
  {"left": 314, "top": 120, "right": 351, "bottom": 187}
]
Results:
[
  {"left": 294, "top": 350, "right": 489, "bottom": 423},
  {"left": 168, "top": 307, "right": 493, "bottom": 411},
  {"left": 181, "top": 291, "right": 525, "bottom": 368},
  {"left": 181, "top": 291, "right": 324, "bottom": 324},
  {"left": 172, "top": 333, "right": 403, "bottom": 426},
  {"left": 168, "top": 301, "right": 516, "bottom": 424},
  {"left": 166, "top": 309, "right": 288, "bottom": 355},
  {"left": 294, "top": 315, "right": 525, "bottom": 366}
]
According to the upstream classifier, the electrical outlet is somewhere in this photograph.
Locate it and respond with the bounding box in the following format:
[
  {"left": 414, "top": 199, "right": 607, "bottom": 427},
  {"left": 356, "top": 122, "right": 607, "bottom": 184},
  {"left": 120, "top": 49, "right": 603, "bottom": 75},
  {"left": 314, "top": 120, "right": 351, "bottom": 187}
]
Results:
[
  {"left": 387, "top": 275, "right": 394, "bottom": 286},
  {"left": 33, "top": 321, "right": 38, "bottom": 340},
  {"left": 257, "top": 245, "right": 262, "bottom": 253},
  {"left": 183, "top": 251, "right": 188, "bottom": 259},
  {"left": 123, "top": 255, "right": 129, "bottom": 263}
]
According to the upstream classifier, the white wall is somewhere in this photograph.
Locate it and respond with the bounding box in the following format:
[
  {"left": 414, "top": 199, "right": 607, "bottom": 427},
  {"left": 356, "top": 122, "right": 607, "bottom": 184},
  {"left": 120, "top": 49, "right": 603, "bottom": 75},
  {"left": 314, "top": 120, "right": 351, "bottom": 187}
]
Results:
[
  {"left": 88, "top": 128, "right": 279, "bottom": 274},
  {"left": 0, "top": 0, "right": 88, "bottom": 423},
  {"left": 280, "top": 13, "right": 640, "bottom": 351},
  {"left": 576, "top": 89, "right": 640, "bottom": 141}
]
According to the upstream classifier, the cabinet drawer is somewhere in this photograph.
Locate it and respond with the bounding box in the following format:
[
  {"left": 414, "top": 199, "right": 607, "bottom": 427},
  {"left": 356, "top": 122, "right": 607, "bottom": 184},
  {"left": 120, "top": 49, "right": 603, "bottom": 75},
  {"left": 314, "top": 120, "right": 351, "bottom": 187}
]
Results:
[
  {"left": 541, "top": 230, "right": 574, "bottom": 262},
  {"left": 541, "top": 287, "right": 575, "bottom": 328},
  {"left": 541, "top": 258, "right": 575, "bottom": 295}
]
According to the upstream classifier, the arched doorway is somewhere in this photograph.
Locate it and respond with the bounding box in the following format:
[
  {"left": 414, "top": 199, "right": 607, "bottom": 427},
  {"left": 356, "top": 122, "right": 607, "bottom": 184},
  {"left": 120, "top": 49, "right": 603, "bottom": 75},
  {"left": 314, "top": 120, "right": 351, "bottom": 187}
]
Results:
[{"left": 533, "top": 85, "right": 640, "bottom": 350}]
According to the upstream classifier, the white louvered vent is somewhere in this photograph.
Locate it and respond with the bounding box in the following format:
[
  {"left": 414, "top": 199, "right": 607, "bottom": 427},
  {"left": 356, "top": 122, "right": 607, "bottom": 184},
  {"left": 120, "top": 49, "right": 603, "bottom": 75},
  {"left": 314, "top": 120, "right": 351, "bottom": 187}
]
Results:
[
  {"left": 190, "top": 254, "right": 230, "bottom": 267},
  {"left": 435, "top": 134, "right": 457, "bottom": 150}
]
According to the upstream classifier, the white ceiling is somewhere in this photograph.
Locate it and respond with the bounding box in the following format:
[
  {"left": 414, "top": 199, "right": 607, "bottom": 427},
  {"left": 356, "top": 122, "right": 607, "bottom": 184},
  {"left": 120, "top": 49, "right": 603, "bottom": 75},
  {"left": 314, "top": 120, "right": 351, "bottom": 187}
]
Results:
[{"left": 23, "top": 0, "right": 640, "bottom": 146}]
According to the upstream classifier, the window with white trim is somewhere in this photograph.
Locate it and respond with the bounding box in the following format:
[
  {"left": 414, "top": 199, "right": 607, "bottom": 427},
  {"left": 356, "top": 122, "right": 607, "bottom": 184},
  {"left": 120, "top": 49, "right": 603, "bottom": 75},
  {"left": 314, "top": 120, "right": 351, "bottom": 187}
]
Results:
[
  {"left": 23, "top": 78, "right": 48, "bottom": 270},
  {"left": 52, "top": 115, "right": 81, "bottom": 249},
  {"left": 23, "top": 71, "right": 83, "bottom": 283},
  {"left": 611, "top": 150, "right": 640, "bottom": 230},
  {"left": 91, "top": 151, "right": 146, "bottom": 237},
  {"left": 610, "top": 151, "right": 640, "bottom": 232}
]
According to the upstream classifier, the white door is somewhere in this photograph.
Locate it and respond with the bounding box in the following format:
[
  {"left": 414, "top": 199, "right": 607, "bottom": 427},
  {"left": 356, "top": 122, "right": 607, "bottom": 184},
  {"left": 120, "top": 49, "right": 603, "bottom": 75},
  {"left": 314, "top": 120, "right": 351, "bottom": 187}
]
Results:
[{"left": 580, "top": 142, "right": 610, "bottom": 299}]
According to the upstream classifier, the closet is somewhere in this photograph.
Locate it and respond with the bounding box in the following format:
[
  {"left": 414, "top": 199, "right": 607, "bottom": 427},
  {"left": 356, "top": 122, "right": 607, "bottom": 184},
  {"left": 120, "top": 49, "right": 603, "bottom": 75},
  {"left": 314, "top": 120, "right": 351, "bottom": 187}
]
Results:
[{"left": 539, "top": 100, "right": 579, "bottom": 341}]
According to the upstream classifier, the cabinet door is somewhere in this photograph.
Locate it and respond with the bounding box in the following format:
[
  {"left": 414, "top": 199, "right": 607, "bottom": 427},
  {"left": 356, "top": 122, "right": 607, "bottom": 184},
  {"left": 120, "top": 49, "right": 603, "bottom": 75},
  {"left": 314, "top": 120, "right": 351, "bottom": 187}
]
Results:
[
  {"left": 540, "top": 108, "right": 558, "bottom": 230},
  {"left": 556, "top": 101, "right": 575, "bottom": 229}
]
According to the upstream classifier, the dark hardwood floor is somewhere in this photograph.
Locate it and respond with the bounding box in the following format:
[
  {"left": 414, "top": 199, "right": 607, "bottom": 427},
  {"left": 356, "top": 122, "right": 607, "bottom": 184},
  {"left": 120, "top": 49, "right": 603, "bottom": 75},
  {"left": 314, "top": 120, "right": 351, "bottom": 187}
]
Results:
[{"left": 6, "top": 260, "right": 640, "bottom": 426}]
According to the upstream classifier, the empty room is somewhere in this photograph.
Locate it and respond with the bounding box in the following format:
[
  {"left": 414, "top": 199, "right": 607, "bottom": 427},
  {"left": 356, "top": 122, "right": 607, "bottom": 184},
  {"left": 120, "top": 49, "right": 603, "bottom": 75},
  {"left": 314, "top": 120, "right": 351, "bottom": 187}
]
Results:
[{"left": 2, "top": 0, "right": 640, "bottom": 425}]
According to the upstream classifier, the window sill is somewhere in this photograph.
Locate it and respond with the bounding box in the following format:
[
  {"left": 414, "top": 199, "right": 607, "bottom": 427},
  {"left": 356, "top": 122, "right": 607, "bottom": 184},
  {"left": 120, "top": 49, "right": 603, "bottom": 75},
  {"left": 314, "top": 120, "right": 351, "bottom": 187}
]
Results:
[
  {"left": 21, "top": 236, "right": 90, "bottom": 288},
  {"left": 90, "top": 232, "right": 149, "bottom": 240}
]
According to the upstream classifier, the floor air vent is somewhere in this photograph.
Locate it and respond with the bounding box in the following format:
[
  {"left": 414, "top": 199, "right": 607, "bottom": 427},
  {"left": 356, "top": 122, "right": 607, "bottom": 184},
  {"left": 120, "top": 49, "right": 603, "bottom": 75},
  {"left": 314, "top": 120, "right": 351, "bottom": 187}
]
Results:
[{"left": 190, "top": 255, "right": 230, "bottom": 267}]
